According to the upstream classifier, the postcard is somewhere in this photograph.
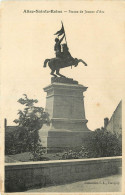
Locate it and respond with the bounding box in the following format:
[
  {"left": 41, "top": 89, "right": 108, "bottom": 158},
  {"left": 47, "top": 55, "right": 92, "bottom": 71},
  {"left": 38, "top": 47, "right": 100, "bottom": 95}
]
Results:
[{"left": 0, "top": 0, "right": 125, "bottom": 194}]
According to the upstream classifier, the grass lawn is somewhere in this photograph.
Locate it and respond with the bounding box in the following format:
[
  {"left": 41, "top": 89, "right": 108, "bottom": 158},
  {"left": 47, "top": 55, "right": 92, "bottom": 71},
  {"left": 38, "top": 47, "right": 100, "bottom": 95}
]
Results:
[{"left": 5, "top": 151, "right": 71, "bottom": 163}]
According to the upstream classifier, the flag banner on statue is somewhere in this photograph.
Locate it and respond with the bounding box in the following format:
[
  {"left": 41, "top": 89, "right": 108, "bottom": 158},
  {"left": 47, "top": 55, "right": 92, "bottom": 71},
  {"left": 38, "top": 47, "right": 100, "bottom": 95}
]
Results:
[{"left": 54, "top": 23, "right": 64, "bottom": 36}]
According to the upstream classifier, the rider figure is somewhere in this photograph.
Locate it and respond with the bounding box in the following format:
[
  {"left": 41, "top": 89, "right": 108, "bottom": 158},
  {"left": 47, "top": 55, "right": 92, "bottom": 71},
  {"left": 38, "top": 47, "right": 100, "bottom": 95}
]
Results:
[{"left": 54, "top": 34, "right": 65, "bottom": 58}]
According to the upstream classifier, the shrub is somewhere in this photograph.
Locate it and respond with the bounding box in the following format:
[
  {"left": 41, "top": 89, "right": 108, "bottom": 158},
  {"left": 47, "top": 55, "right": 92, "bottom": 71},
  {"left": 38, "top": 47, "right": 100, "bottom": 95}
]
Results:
[
  {"left": 83, "top": 128, "right": 122, "bottom": 158},
  {"left": 60, "top": 128, "right": 122, "bottom": 159},
  {"left": 60, "top": 146, "right": 89, "bottom": 160}
]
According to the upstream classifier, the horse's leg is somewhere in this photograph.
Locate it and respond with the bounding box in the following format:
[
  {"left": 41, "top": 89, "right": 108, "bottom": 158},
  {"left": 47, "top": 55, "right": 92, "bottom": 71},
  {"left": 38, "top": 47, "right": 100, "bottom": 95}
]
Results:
[
  {"left": 51, "top": 70, "right": 57, "bottom": 77},
  {"left": 56, "top": 69, "right": 66, "bottom": 78}
]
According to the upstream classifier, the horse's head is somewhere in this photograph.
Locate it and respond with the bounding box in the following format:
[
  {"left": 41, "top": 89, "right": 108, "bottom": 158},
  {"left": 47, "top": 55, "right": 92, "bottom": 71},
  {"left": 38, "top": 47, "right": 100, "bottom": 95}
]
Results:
[{"left": 78, "top": 59, "right": 87, "bottom": 66}]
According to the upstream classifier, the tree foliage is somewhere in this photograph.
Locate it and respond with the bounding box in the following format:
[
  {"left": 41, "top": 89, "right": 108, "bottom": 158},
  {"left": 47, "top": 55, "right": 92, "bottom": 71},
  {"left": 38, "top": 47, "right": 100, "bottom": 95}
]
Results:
[{"left": 12, "top": 94, "right": 50, "bottom": 160}]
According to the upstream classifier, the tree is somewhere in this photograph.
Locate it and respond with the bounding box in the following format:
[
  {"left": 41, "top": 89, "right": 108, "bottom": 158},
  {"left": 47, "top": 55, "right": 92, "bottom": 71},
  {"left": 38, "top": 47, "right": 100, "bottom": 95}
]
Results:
[{"left": 13, "top": 94, "right": 50, "bottom": 160}]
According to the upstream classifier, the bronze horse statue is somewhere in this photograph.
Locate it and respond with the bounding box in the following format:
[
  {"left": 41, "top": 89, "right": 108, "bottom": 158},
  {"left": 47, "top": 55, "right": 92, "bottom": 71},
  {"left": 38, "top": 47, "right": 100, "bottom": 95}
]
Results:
[{"left": 43, "top": 57, "right": 87, "bottom": 77}]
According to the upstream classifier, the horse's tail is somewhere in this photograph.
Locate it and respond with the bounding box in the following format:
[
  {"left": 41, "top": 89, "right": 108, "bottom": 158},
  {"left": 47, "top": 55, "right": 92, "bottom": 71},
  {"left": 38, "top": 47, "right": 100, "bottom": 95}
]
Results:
[{"left": 43, "top": 59, "right": 50, "bottom": 67}]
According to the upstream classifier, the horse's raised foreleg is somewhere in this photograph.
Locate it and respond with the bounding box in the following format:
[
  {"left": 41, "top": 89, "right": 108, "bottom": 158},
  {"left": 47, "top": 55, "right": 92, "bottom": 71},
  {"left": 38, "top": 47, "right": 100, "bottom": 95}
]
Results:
[
  {"left": 56, "top": 69, "right": 66, "bottom": 78},
  {"left": 51, "top": 70, "right": 57, "bottom": 77}
]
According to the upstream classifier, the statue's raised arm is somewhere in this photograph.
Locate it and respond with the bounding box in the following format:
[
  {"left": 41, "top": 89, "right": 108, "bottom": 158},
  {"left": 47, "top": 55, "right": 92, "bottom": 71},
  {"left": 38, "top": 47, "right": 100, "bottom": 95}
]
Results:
[{"left": 59, "top": 34, "right": 65, "bottom": 44}]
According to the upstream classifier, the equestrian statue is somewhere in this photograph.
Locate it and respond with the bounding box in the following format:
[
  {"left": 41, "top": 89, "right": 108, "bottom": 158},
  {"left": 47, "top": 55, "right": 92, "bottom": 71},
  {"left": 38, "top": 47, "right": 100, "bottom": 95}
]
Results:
[{"left": 43, "top": 22, "right": 87, "bottom": 78}]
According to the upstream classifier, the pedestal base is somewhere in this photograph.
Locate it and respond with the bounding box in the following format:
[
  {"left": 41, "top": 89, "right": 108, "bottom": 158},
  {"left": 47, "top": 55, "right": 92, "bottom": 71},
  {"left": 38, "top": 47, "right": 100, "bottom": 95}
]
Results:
[
  {"left": 39, "top": 129, "right": 91, "bottom": 152},
  {"left": 39, "top": 81, "right": 91, "bottom": 152}
]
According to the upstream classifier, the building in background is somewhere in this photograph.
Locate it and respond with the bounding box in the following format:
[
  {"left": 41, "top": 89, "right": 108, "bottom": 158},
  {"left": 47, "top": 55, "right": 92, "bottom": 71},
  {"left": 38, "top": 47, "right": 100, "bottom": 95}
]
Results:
[{"left": 104, "top": 101, "right": 122, "bottom": 136}]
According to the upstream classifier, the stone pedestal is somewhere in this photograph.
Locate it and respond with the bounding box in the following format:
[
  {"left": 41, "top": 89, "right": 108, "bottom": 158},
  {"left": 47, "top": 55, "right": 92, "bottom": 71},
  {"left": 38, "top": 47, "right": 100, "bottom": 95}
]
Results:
[{"left": 39, "top": 80, "right": 91, "bottom": 152}]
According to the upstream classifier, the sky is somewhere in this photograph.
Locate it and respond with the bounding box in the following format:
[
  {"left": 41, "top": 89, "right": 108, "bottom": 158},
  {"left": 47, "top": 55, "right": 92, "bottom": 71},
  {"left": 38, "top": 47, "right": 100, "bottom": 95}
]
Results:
[{"left": 1, "top": 1, "right": 125, "bottom": 130}]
